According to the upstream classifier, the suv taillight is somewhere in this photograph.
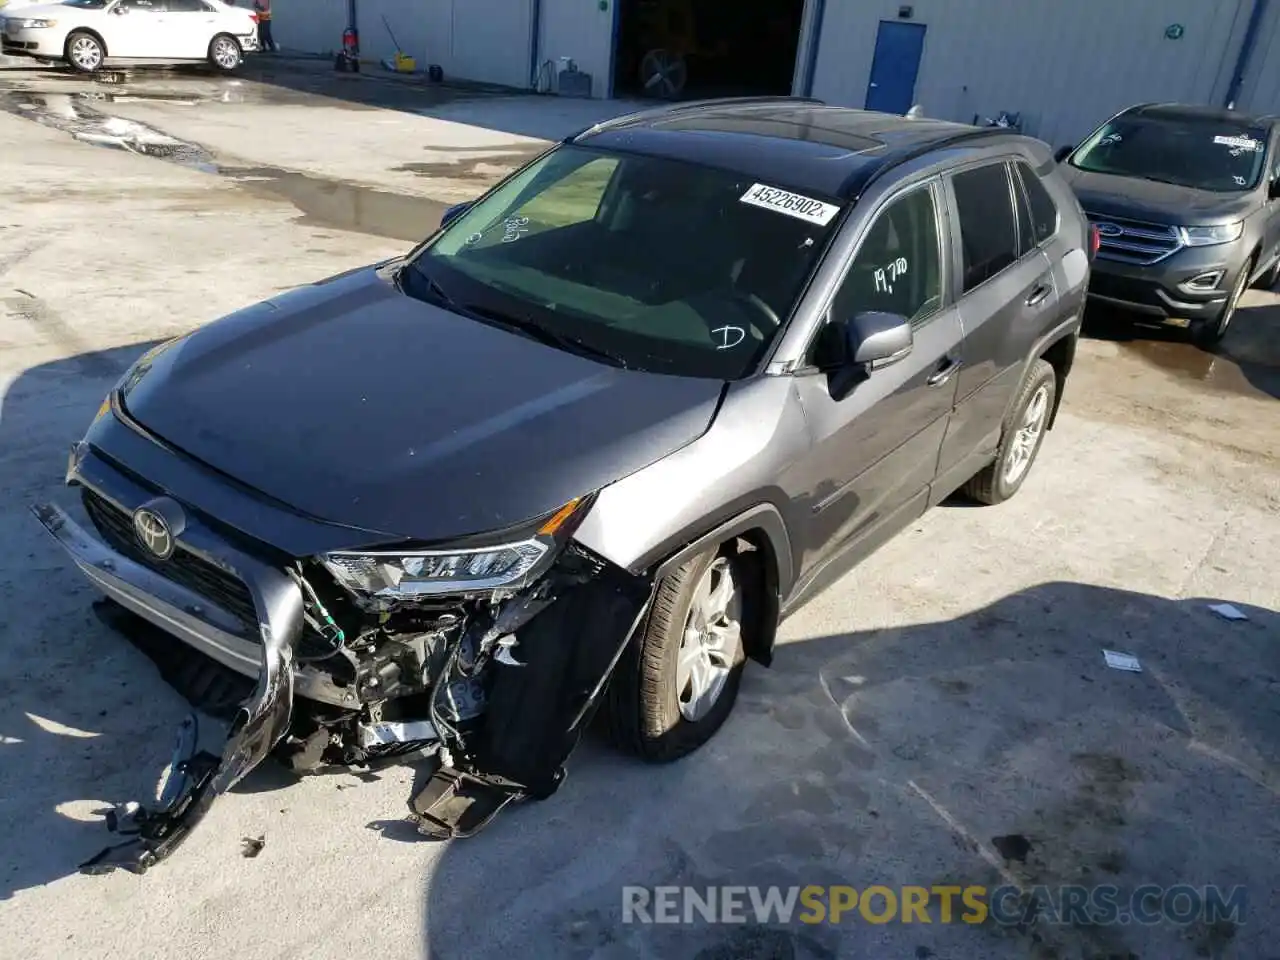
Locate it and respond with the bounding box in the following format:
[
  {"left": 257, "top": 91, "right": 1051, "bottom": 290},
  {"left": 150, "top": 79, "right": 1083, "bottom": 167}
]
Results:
[
  {"left": 249, "top": 12, "right": 259, "bottom": 22},
  {"left": 1089, "top": 223, "right": 1101, "bottom": 259}
]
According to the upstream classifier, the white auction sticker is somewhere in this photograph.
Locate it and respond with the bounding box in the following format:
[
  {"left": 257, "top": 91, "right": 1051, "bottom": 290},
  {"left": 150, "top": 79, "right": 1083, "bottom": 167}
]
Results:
[
  {"left": 740, "top": 183, "right": 841, "bottom": 225},
  {"left": 1213, "top": 135, "right": 1261, "bottom": 151}
]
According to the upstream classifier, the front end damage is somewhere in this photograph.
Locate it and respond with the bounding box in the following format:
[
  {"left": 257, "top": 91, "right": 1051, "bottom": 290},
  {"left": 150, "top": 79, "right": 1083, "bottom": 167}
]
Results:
[{"left": 31, "top": 490, "right": 654, "bottom": 875}]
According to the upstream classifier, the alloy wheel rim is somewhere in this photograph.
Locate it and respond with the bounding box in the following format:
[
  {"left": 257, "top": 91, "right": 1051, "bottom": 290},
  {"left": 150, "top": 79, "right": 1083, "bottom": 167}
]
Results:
[
  {"left": 1003, "top": 384, "right": 1049, "bottom": 485},
  {"left": 213, "top": 39, "right": 238, "bottom": 68},
  {"left": 71, "top": 37, "right": 101, "bottom": 70},
  {"left": 675, "top": 557, "right": 743, "bottom": 722}
]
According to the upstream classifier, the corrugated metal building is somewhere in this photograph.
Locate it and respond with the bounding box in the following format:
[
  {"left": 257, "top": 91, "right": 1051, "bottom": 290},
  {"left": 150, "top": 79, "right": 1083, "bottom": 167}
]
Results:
[{"left": 274, "top": 0, "right": 1280, "bottom": 145}]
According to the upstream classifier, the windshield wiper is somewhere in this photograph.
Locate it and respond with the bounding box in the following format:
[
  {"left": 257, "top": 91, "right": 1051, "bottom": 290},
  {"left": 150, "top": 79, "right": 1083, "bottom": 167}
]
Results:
[
  {"left": 398, "top": 263, "right": 629, "bottom": 368},
  {"left": 463, "top": 302, "right": 631, "bottom": 369}
]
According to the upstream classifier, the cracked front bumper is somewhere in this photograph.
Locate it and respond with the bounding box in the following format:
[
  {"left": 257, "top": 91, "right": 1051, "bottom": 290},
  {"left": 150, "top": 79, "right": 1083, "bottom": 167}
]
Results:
[
  {"left": 31, "top": 499, "right": 308, "bottom": 873},
  {"left": 31, "top": 482, "right": 355, "bottom": 708}
]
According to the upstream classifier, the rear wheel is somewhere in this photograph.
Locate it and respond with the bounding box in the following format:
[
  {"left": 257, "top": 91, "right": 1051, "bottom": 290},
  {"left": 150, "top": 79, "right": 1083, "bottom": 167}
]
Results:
[
  {"left": 606, "top": 547, "right": 749, "bottom": 762},
  {"left": 208, "top": 34, "right": 242, "bottom": 73},
  {"left": 962, "top": 359, "right": 1057, "bottom": 505},
  {"left": 65, "top": 31, "right": 105, "bottom": 74}
]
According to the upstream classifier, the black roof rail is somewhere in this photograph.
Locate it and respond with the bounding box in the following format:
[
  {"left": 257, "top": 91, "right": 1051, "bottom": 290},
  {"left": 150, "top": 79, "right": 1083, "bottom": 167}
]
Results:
[
  {"left": 841, "top": 126, "right": 1009, "bottom": 200},
  {"left": 567, "top": 95, "right": 826, "bottom": 142}
]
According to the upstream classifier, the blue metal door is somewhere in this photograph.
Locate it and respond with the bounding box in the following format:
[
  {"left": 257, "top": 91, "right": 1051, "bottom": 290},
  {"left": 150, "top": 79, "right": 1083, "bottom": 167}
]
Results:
[{"left": 864, "top": 21, "right": 926, "bottom": 115}]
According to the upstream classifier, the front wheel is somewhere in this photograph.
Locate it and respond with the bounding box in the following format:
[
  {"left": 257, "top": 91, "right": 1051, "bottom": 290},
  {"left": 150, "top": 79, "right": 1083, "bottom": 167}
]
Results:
[
  {"left": 208, "top": 34, "right": 242, "bottom": 73},
  {"left": 1194, "top": 258, "right": 1252, "bottom": 347},
  {"left": 65, "top": 31, "right": 105, "bottom": 74},
  {"left": 605, "top": 547, "right": 749, "bottom": 763},
  {"left": 962, "top": 358, "right": 1057, "bottom": 505}
]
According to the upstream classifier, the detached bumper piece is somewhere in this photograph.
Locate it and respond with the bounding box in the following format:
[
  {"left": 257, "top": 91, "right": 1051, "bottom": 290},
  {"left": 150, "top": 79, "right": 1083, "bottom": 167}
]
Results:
[{"left": 410, "top": 765, "right": 525, "bottom": 840}]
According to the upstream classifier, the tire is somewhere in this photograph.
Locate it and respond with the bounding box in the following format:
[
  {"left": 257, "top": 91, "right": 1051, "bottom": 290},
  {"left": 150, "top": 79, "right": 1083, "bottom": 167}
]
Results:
[
  {"left": 65, "top": 30, "right": 105, "bottom": 74},
  {"left": 209, "top": 34, "right": 242, "bottom": 73},
  {"left": 605, "top": 546, "right": 749, "bottom": 763},
  {"left": 1193, "top": 257, "right": 1252, "bottom": 347},
  {"left": 962, "top": 358, "right": 1057, "bottom": 505}
]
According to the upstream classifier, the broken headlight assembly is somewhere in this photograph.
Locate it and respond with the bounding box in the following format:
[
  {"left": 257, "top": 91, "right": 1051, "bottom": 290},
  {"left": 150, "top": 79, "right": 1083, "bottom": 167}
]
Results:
[{"left": 321, "top": 496, "right": 593, "bottom": 601}]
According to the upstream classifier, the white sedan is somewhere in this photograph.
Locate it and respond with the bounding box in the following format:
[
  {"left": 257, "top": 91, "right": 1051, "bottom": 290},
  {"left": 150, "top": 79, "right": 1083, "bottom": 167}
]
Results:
[{"left": 1, "top": 0, "right": 259, "bottom": 74}]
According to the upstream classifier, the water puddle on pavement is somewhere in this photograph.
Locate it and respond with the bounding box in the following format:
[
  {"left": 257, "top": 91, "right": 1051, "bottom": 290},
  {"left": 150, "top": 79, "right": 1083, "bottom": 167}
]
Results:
[
  {"left": 224, "top": 166, "right": 448, "bottom": 242},
  {"left": 0, "top": 88, "right": 456, "bottom": 240}
]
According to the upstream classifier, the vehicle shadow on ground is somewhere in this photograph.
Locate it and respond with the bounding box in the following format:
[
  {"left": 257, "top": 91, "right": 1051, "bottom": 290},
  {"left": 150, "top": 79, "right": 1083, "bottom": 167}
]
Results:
[
  {"left": 417, "top": 582, "right": 1280, "bottom": 960},
  {"left": 1082, "top": 301, "right": 1280, "bottom": 401}
]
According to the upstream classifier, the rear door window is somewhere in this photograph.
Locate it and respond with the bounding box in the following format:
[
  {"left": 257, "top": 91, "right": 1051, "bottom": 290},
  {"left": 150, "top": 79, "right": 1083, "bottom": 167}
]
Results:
[
  {"left": 1016, "top": 162, "right": 1060, "bottom": 246},
  {"left": 951, "top": 163, "right": 1020, "bottom": 293}
]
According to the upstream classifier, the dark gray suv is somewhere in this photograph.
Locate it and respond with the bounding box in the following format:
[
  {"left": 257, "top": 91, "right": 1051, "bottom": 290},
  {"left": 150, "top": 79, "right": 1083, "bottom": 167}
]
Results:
[
  {"left": 32, "top": 97, "right": 1090, "bottom": 872},
  {"left": 1057, "top": 102, "right": 1280, "bottom": 345}
]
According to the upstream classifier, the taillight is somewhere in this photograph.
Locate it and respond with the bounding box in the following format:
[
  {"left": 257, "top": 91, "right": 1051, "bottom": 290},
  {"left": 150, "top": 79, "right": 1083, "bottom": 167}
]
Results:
[
  {"left": 1089, "top": 223, "right": 1101, "bottom": 258},
  {"left": 249, "top": 12, "right": 258, "bottom": 22}
]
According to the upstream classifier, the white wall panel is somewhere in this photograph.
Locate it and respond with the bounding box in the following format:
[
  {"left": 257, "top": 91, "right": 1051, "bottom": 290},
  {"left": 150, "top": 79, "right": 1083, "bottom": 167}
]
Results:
[
  {"left": 812, "top": 0, "right": 1253, "bottom": 146},
  {"left": 272, "top": 0, "right": 350, "bottom": 55},
  {"left": 537, "top": 0, "right": 617, "bottom": 98}
]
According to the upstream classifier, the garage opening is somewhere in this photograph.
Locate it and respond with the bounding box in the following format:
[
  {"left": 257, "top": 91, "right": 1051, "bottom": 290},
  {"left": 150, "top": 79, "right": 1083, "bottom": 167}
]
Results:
[{"left": 612, "top": 0, "right": 806, "bottom": 101}]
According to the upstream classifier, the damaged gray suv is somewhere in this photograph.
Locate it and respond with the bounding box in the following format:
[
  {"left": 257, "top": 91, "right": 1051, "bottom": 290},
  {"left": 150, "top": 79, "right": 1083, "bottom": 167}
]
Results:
[{"left": 33, "top": 97, "right": 1090, "bottom": 874}]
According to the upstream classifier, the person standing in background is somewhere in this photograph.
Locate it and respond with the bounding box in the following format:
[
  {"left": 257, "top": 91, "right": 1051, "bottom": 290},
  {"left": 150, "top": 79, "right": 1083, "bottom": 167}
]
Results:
[{"left": 253, "top": 0, "right": 276, "bottom": 52}]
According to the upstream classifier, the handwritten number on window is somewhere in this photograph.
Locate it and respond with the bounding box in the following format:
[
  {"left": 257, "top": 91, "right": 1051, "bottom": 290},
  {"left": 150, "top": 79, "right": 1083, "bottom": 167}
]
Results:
[{"left": 874, "top": 257, "right": 909, "bottom": 295}]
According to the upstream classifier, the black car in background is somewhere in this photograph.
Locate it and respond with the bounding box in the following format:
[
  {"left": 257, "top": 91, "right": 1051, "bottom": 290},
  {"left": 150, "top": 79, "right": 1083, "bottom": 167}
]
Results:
[{"left": 1055, "top": 103, "right": 1280, "bottom": 345}]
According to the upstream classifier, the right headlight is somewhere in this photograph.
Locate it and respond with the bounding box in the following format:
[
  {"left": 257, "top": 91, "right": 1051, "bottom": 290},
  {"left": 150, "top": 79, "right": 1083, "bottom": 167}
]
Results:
[
  {"left": 1177, "top": 222, "right": 1244, "bottom": 247},
  {"left": 321, "top": 497, "right": 590, "bottom": 599}
]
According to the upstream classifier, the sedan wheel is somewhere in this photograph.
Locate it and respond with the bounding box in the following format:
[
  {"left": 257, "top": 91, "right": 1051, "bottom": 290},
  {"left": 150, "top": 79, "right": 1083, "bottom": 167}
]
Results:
[
  {"left": 209, "top": 35, "right": 242, "bottom": 72},
  {"left": 675, "top": 557, "right": 744, "bottom": 722},
  {"left": 66, "top": 32, "right": 105, "bottom": 73}
]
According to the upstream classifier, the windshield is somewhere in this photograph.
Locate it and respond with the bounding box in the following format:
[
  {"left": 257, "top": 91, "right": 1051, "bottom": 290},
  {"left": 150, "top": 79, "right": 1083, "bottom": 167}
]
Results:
[
  {"left": 407, "top": 144, "right": 843, "bottom": 379},
  {"left": 1070, "top": 115, "right": 1269, "bottom": 192}
]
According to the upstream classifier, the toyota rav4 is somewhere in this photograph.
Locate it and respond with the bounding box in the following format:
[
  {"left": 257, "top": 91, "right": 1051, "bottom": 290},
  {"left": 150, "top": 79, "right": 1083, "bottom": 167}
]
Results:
[{"left": 33, "top": 97, "right": 1091, "bottom": 873}]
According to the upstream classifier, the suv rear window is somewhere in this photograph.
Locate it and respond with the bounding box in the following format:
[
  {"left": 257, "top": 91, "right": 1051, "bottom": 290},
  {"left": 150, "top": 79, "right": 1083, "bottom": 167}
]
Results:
[
  {"left": 951, "top": 163, "right": 1019, "bottom": 293},
  {"left": 1016, "top": 162, "right": 1059, "bottom": 246}
]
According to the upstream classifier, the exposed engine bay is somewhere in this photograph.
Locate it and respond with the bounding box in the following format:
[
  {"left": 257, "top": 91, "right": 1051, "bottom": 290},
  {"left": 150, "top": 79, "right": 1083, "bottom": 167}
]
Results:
[{"left": 35, "top": 499, "right": 654, "bottom": 875}]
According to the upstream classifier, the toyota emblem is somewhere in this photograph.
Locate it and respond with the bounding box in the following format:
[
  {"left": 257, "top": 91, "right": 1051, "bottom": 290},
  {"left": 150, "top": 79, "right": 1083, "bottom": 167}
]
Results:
[{"left": 133, "top": 507, "right": 174, "bottom": 560}]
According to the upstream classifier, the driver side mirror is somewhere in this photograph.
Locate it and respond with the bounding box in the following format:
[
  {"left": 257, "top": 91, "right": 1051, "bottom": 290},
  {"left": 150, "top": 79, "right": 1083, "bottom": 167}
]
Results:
[
  {"left": 439, "top": 202, "right": 471, "bottom": 228},
  {"left": 1053, "top": 145, "right": 1074, "bottom": 163},
  {"left": 815, "top": 311, "right": 913, "bottom": 399}
]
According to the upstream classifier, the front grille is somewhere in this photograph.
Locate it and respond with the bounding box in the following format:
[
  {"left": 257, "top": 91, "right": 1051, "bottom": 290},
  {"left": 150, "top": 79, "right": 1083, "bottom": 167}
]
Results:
[
  {"left": 82, "top": 488, "right": 260, "bottom": 637},
  {"left": 1087, "top": 213, "right": 1182, "bottom": 266}
]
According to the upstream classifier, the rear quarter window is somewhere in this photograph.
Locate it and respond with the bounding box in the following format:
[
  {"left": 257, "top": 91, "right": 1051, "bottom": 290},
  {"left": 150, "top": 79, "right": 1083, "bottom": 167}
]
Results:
[{"left": 1016, "top": 162, "right": 1060, "bottom": 246}]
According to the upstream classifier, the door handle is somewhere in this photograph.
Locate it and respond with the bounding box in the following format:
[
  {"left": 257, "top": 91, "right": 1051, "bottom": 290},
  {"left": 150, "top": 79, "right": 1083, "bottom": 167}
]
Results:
[
  {"left": 927, "top": 356, "right": 961, "bottom": 386},
  {"left": 1025, "top": 283, "right": 1052, "bottom": 307}
]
